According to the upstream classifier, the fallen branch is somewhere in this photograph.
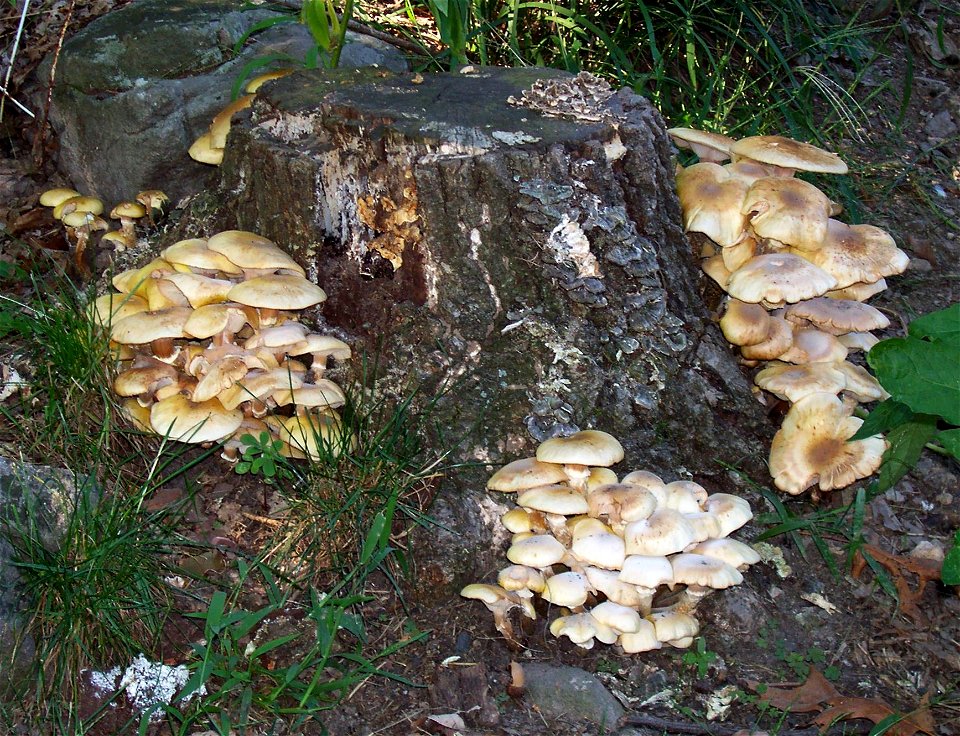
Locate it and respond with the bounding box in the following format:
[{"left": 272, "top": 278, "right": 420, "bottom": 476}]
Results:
[{"left": 617, "top": 712, "right": 832, "bottom": 736}]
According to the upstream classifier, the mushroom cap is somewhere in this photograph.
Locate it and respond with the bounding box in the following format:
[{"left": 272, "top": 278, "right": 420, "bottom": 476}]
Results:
[
  {"left": 770, "top": 392, "right": 887, "bottom": 494},
  {"left": 543, "top": 571, "right": 591, "bottom": 607},
  {"left": 590, "top": 601, "right": 643, "bottom": 634},
  {"left": 149, "top": 394, "right": 243, "bottom": 443},
  {"left": 754, "top": 361, "right": 848, "bottom": 403},
  {"left": 487, "top": 456, "right": 570, "bottom": 492},
  {"left": 739, "top": 315, "right": 794, "bottom": 361},
  {"left": 112, "top": 258, "right": 176, "bottom": 295},
  {"left": 783, "top": 297, "right": 889, "bottom": 335},
  {"left": 110, "top": 201, "right": 147, "bottom": 220},
  {"left": 777, "top": 327, "right": 849, "bottom": 365},
  {"left": 162, "top": 239, "right": 244, "bottom": 275},
  {"left": 91, "top": 293, "right": 149, "bottom": 326},
  {"left": 39, "top": 187, "right": 81, "bottom": 207},
  {"left": 619, "top": 554, "right": 674, "bottom": 588},
  {"left": 571, "top": 523, "right": 626, "bottom": 570},
  {"left": 834, "top": 361, "right": 887, "bottom": 403},
  {"left": 244, "top": 68, "right": 294, "bottom": 93},
  {"left": 623, "top": 509, "right": 697, "bottom": 556},
  {"left": 272, "top": 380, "right": 347, "bottom": 410},
  {"left": 798, "top": 220, "right": 909, "bottom": 289},
  {"left": 688, "top": 538, "right": 761, "bottom": 569},
  {"left": 184, "top": 302, "right": 253, "bottom": 339},
  {"left": 62, "top": 211, "right": 108, "bottom": 230},
  {"left": 536, "top": 430, "right": 624, "bottom": 467},
  {"left": 618, "top": 619, "right": 662, "bottom": 653},
  {"left": 460, "top": 583, "right": 515, "bottom": 606},
  {"left": 192, "top": 356, "right": 250, "bottom": 403},
  {"left": 702, "top": 493, "right": 753, "bottom": 536},
  {"left": 113, "top": 358, "right": 179, "bottom": 398},
  {"left": 621, "top": 470, "right": 668, "bottom": 502},
  {"left": 188, "top": 132, "right": 224, "bottom": 165},
  {"left": 649, "top": 610, "right": 700, "bottom": 646},
  {"left": 584, "top": 566, "right": 650, "bottom": 608},
  {"left": 838, "top": 332, "right": 880, "bottom": 353},
  {"left": 683, "top": 512, "right": 724, "bottom": 542},
  {"left": 227, "top": 274, "right": 327, "bottom": 310},
  {"left": 587, "top": 483, "right": 657, "bottom": 523},
  {"left": 209, "top": 94, "right": 255, "bottom": 148},
  {"left": 701, "top": 253, "right": 733, "bottom": 289},
  {"left": 245, "top": 322, "right": 310, "bottom": 350},
  {"left": 667, "top": 128, "right": 735, "bottom": 163},
  {"left": 550, "top": 613, "right": 617, "bottom": 648},
  {"left": 670, "top": 553, "right": 744, "bottom": 589},
  {"left": 517, "top": 484, "right": 590, "bottom": 516},
  {"left": 277, "top": 411, "right": 351, "bottom": 460},
  {"left": 161, "top": 272, "right": 235, "bottom": 308},
  {"left": 676, "top": 162, "right": 751, "bottom": 247},
  {"left": 218, "top": 367, "right": 305, "bottom": 410},
  {"left": 207, "top": 230, "right": 306, "bottom": 276},
  {"left": 826, "top": 278, "right": 887, "bottom": 302},
  {"left": 742, "top": 177, "right": 835, "bottom": 250},
  {"left": 720, "top": 299, "right": 773, "bottom": 346},
  {"left": 506, "top": 534, "right": 566, "bottom": 568},
  {"left": 110, "top": 307, "right": 193, "bottom": 345},
  {"left": 501, "top": 507, "right": 538, "bottom": 533},
  {"left": 730, "top": 135, "right": 848, "bottom": 174},
  {"left": 726, "top": 254, "right": 837, "bottom": 306},
  {"left": 497, "top": 565, "right": 546, "bottom": 594},
  {"left": 291, "top": 334, "right": 352, "bottom": 361},
  {"left": 723, "top": 160, "right": 781, "bottom": 186},
  {"left": 53, "top": 195, "right": 103, "bottom": 219},
  {"left": 662, "top": 481, "right": 709, "bottom": 513},
  {"left": 721, "top": 236, "right": 760, "bottom": 271}
]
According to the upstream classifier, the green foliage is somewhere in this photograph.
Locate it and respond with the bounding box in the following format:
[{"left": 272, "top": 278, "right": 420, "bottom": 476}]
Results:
[
  {"left": 681, "top": 637, "right": 717, "bottom": 678},
  {"left": 853, "top": 304, "right": 960, "bottom": 492},
  {"left": 943, "top": 530, "right": 960, "bottom": 586},
  {"left": 426, "top": 0, "right": 471, "bottom": 68},
  {"left": 236, "top": 431, "right": 296, "bottom": 484}
]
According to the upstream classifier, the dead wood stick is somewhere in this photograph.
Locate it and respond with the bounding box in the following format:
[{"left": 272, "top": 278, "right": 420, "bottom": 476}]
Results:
[
  {"left": 617, "top": 712, "right": 870, "bottom": 736},
  {"left": 32, "top": 0, "right": 74, "bottom": 169}
]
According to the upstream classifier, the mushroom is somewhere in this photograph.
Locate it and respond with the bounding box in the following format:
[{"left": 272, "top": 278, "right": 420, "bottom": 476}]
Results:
[
  {"left": 206, "top": 230, "right": 306, "bottom": 278},
  {"left": 549, "top": 613, "right": 617, "bottom": 649},
  {"left": 741, "top": 177, "right": 836, "bottom": 251},
  {"left": 226, "top": 274, "right": 327, "bottom": 326},
  {"left": 667, "top": 128, "right": 735, "bottom": 164},
  {"left": 754, "top": 361, "right": 848, "bottom": 403},
  {"left": 623, "top": 509, "right": 698, "bottom": 556},
  {"left": 536, "top": 430, "right": 624, "bottom": 491},
  {"left": 110, "top": 201, "right": 147, "bottom": 239},
  {"left": 542, "top": 571, "right": 591, "bottom": 609},
  {"left": 188, "top": 132, "right": 224, "bottom": 166},
  {"left": 136, "top": 190, "right": 169, "bottom": 225},
  {"left": 676, "top": 162, "right": 751, "bottom": 247},
  {"left": 487, "top": 456, "right": 570, "bottom": 492},
  {"left": 110, "top": 306, "right": 193, "bottom": 363},
  {"left": 460, "top": 583, "right": 531, "bottom": 643},
  {"left": 61, "top": 210, "right": 108, "bottom": 272},
  {"left": 729, "top": 135, "right": 848, "bottom": 176},
  {"left": 795, "top": 219, "right": 909, "bottom": 289},
  {"left": 149, "top": 394, "right": 243, "bottom": 444},
  {"left": 726, "top": 254, "right": 837, "bottom": 308},
  {"left": 162, "top": 239, "right": 244, "bottom": 277},
  {"left": 39, "top": 187, "right": 81, "bottom": 208},
  {"left": 667, "top": 553, "right": 743, "bottom": 613},
  {"left": 649, "top": 609, "right": 700, "bottom": 648}
]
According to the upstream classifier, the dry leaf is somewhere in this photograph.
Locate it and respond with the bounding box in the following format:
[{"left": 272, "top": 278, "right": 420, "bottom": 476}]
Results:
[
  {"left": 852, "top": 544, "right": 941, "bottom": 622},
  {"left": 751, "top": 668, "right": 839, "bottom": 712},
  {"left": 814, "top": 696, "right": 934, "bottom": 736},
  {"left": 800, "top": 592, "right": 838, "bottom": 614}
]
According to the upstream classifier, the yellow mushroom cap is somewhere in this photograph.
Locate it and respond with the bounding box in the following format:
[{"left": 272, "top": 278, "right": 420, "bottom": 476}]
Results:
[
  {"left": 206, "top": 230, "right": 306, "bottom": 276},
  {"left": 39, "top": 187, "right": 81, "bottom": 207},
  {"left": 670, "top": 553, "right": 743, "bottom": 589},
  {"left": 188, "top": 132, "right": 224, "bottom": 165},
  {"left": 667, "top": 128, "right": 735, "bottom": 164},
  {"left": 110, "top": 201, "right": 147, "bottom": 220},
  {"left": 797, "top": 220, "right": 909, "bottom": 289},
  {"left": 754, "top": 361, "right": 848, "bottom": 403},
  {"left": 209, "top": 94, "right": 255, "bottom": 148},
  {"left": 226, "top": 274, "right": 326, "bottom": 310},
  {"left": 739, "top": 315, "right": 794, "bottom": 361},
  {"left": 487, "top": 456, "right": 570, "bottom": 492},
  {"left": 53, "top": 195, "right": 104, "bottom": 219},
  {"left": 769, "top": 392, "right": 887, "bottom": 494},
  {"left": 726, "top": 254, "right": 837, "bottom": 307},
  {"left": 162, "top": 272, "right": 235, "bottom": 308},
  {"left": 730, "top": 135, "right": 848, "bottom": 175},
  {"left": 623, "top": 508, "right": 697, "bottom": 556},
  {"left": 676, "top": 162, "right": 751, "bottom": 247},
  {"left": 110, "top": 307, "right": 193, "bottom": 345},
  {"left": 91, "top": 293, "right": 149, "bottom": 326},
  {"left": 720, "top": 299, "right": 773, "bottom": 347},
  {"left": 162, "top": 239, "right": 244, "bottom": 275},
  {"left": 517, "top": 484, "right": 590, "bottom": 516},
  {"left": 149, "top": 394, "right": 243, "bottom": 443},
  {"left": 536, "top": 430, "right": 624, "bottom": 468},
  {"left": 742, "top": 177, "right": 835, "bottom": 251},
  {"left": 783, "top": 297, "right": 890, "bottom": 335},
  {"left": 244, "top": 68, "right": 293, "bottom": 93}
]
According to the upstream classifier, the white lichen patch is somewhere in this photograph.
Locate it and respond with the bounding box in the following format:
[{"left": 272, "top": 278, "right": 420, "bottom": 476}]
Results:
[
  {"left": 604, "top": 133, "right": 627, "bottom": 161},
  {"left": 257, "top": 112, "right": 319, "bottom": 142},
  {"left": 491, "top": 130, "right": 542, "bottom": 145},
  {"left": 0, "top": 365, "right": 26, "bottom": 401},
  {"left": 477, "top": 492, "right": 512, "bottom": 548},
  {"left": 546, "top": 215, "right": 602, "bottom": 279},
  {"left": 86, "top": 654, "right": 205, "bottom": 723},
  {"left": 704, "top": 684, "right": 739, "bottom": 720},
  {"left": 753, "top": 541, "right": 792, "bottom": 578}
]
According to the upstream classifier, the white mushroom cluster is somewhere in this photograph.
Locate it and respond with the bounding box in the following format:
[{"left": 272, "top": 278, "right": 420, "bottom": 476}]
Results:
[
  {"left": 461, "top": 430, "right": 758, "bottom": 652},
  {"left": 669, "top": 130, "right": 897, "bottom": 497},
  {"left": 93, "top": 229, "right": 352, "bottom": 461}
]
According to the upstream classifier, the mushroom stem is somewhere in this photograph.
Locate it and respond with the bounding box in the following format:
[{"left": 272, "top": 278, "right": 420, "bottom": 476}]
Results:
[
  {"left": 563, "top": 463, "right": 591, "bottom": 492},
  {"left": 662, "top": 584, "right": 714, "bottom": 615}
]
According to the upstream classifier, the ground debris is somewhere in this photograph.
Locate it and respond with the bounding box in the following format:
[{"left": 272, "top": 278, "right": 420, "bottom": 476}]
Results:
[{"left": 851, "top": 543, "right": 942, "bottom": 623}]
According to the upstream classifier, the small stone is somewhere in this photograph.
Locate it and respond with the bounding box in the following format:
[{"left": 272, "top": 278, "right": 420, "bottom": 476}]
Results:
[{"left": 521, "top": 663, "right": 625, "bottom": 727}]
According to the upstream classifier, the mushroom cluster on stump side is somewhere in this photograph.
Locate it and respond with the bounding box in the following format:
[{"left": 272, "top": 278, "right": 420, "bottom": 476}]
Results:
[
  {"left": 96, "top": 229, "right": 353, "bottom": 461},
  {"left": 668, "top": 129, "right": 898, "bottom": 497},
  {"left": 461, "top": 430, "right": 758, "bottom": 652}
]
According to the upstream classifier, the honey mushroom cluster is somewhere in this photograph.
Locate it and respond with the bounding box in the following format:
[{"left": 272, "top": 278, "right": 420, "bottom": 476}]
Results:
[
  {"left": 39, "top": 186, "right": 170, "bottom": 270},
  {"left": 93, "top": 229, "right": 352, "bottom": 461},
  {"left": 669, "top": 130, "right": 900, "bottom": 497},
  {"left": 189, "top": 70, "right": 293, "bottom": 166},
  {"left": 461, "top": 430, "right": 757, "bottom": 652}
]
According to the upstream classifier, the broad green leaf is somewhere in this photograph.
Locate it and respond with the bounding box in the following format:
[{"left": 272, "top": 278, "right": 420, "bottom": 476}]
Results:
[
  {"left": 908, "top": 303, "right": 960, "bottom": 343},
  {"left": 936, "top": 428, "right": 960, "bottom": 461},
  {"left": 868, "top": 337, "right": 960, "bottom": 425},
  {"left": 942, "top": 532, "right": 960, "bottom": 586},
  {"left": 876, "top": 417, "right": 938, "bottom": 492},
  {"left": 850, "top": 399, "right": 915, "bottom": 441},
  {"left": 360, "top": 511, "right": 388, "bottom": 565}
]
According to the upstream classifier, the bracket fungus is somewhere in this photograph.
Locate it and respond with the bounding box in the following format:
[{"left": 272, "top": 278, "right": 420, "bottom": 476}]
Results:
[
  {"left": 462, "top": 430, "right": 758, "bottom": 652},
  {"left": 97, "top": 229, "right": 353, "bottom": 463},
  {"left": 673, "top": 126, "right": 908, "bottom": 497}
]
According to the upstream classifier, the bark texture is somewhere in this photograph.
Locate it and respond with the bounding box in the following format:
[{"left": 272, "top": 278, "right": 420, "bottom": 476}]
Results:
[{"left": 219, "top": 66, "right": 771, "bottom": 588}]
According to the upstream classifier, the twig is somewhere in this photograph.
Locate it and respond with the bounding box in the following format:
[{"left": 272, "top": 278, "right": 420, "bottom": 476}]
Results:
[
  {"left": 346, "top": 19, "right": 426, "bottom": 55},
  {"left": 32, "top": 0, "right": 75, "bottom": 169},
  {"left": 0, "top": 0, "right": 31, "bottom": 121},
  {"left": 618, "top": 712, "right": 866, "bottom": 735},
  {"left": 0, "top": 82, "right": 34, "bottom": 118}
]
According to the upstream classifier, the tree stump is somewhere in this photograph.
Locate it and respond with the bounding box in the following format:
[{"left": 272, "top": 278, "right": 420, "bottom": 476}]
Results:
[{"left": 218, "top": 66, "right": 772, "bottom": 587}]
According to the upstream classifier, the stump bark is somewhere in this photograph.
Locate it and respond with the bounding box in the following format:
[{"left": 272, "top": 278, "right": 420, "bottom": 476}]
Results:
[{"left": 218, "top": 66, "right": 772, "bottom": 587}]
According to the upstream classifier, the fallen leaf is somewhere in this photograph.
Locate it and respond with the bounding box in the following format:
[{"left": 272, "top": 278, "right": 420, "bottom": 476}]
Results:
[
  {"left": 852, "top": 544, "right": 941, "bottom": 622},
  {"left": 800, "top": 592, "right": 838, "bottom": 614},
  {"left": 751, "top": 668, "right": 839, "bottom": 712},
  {"left": 813, "top": 696, "right": 935, "bottom": 736}
]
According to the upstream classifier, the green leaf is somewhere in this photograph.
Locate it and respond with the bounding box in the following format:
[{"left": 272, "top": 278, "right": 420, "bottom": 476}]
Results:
[
  {"left": 868, "top": 337, "right": 960, "bottom": 425},
  {"left": 875, "top": 417, "right": 938, "bottom": 492},
  {"left": 850, "top": 399, "right": 915, "bottom": 441},
  {"left": 908, "top": 303, "right": 960, "bottom": 343},
  {"left": 936, "top": 428, "right": 960, "bottom": 461},
  {"left": 360, "top": 511, "right": 388, "bottom": 566},
  {"left": 942, "top": 532, "right": 960, "bottom": 586}
]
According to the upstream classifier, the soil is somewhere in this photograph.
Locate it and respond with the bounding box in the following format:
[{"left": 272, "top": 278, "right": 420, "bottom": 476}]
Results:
[{"left": 0, "top": 2, "right": 958, "bottom": 736}]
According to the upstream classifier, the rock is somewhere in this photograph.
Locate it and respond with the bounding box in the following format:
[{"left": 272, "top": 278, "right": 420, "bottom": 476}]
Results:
[
  {"left": 205, "top": 66, "right": 770, "bottom": 586},
  {"left": 925, "top": 109, "right": 958, "bottom": 141},
  {"left": 30, "top": 0, "right": 406, "bottom": 203},
  {"left": 0, "top": 458, "right": 97, "bottom": 687},
  {"left": 521, "top": 662, "right": 624, "bottom": 727}
]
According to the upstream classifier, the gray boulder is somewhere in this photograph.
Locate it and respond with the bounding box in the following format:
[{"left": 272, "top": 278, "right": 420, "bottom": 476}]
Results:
[{"left": 31, "top": 0, "right": 406, "bottom": 203}]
